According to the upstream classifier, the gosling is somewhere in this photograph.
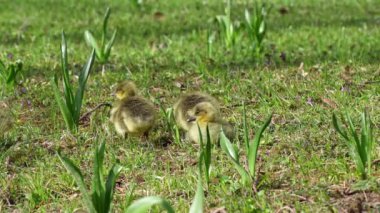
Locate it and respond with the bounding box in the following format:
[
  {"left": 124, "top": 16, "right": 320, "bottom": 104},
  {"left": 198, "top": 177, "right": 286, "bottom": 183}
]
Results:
[
  {"left": 187, "top": 102, "right": 234, "bottom": 144},
  {"left": 110, "top": 81, "right": 156, "bottom": 140},
  {"left": 173, "top": 92, "right": 220, "bottom": 131}
]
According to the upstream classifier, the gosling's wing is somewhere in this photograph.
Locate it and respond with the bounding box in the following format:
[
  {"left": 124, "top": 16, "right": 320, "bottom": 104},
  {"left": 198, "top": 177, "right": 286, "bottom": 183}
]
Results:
[{"left": 121, "top": 97, "right": 156, "bottom": 121}]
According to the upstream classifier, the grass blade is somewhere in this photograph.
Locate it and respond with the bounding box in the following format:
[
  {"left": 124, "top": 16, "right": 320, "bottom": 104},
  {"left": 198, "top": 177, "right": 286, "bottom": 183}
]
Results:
[
  {"left": 104, "top": 29, "right": 117, "bottom": 60},
  {"left": 5, "top": 65, "right": 16, "bottom": 85},
  {"left": 61, "top": 32, "right": 75, "bottom": 114},
  {"left": 73, "top": 49, "right": 95, "bottom": 123},
  {"left": 190, "top": 151, "right": 204, "bottom": 213},
  {"left": 248, "top": 114, "right": 272, "bottom": 177},
  {"left": 332, "top": 113, "right": 349, "bottom": 140},
  {"left": 104, "top": 164, "right": 123, "bottom": 212},
  {"left": 102, "top": 7, "right": 111, "bottom": 47},
  {"left": 57, "top": 151, "right": 96, "bottom": 213},
  {"left": 124, "top": 184, "right": 136, "bottom": 209},
  {"left": 125, "top": 196, "right": 175, "bottom": 213},
  {"left": 0, "top": 59, "right": 5, "bottom": 70},
  {"left": 51, "top": 76, "right": 75, "bottom": 131},
  {"left": 204, "top": 125, "right": 212, "bottom": 185},
  {"left": 85, "top": 31, "right": 103, "bottom": 60},
  {"left": 219, "top": 129, "right": 238, "bottom": 161},
  {"left": 345, "top": 113, "right": 366, "bottom": 178},
  {"left": 220, "top": 130, "right": 250, "bottom": 185},
  {"left": 92, "top": 140, "right": 106, "bottom": 212}
]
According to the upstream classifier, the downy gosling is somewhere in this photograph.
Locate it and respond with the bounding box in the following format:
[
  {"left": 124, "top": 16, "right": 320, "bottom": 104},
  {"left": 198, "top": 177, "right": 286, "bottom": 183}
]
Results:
[
  {"left": 110, "top": 81, "right": 156, "bottom": 140},
  {"left": 187, "top": 102, "right": 234, "bottom": 144},
  {"left": 173, "top": 92, "right": 220, "bottom": 131}
]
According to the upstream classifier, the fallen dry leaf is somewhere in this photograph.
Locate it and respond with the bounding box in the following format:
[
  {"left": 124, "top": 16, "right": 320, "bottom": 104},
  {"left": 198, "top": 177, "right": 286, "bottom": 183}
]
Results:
[
  {"left": 298, "top": 62, "right": 308, "bottom": 77},
  {"left": 210, "top": 206, "right": 227, "bottom": 213},
  {"left": 153, "top": 11, "right": 165, "bottom": 21},
  {"left": 321, "top": 97, "right": 337, "bottom": 109}
]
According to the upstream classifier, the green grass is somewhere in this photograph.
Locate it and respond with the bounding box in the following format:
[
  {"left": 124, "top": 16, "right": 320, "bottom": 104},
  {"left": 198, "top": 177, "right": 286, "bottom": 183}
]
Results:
[{"left": 0, "top": 0, "right": 379, "bottom": 212}]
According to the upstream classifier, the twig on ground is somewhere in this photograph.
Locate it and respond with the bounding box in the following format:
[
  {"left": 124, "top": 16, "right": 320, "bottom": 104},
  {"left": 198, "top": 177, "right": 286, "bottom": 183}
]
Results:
[{"left": 80, "top": 102, "right": 112, "bottom": 122}]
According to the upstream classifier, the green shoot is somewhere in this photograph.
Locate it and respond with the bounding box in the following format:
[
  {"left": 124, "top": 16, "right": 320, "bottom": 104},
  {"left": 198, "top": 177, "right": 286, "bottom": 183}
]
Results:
[
  {"left": 57, "top": 140, "right": 122, "bottom": 213},
  {"left": 197, "top": 124, "right": 212, "bottom": 186},
  {"left": 220, "top": 112, "right": 272, "bottom": 186},
  {"left": 216, "top": 0, "right": 237, "bottom": 49},
  {"left": 124, "top": 196, "right": 175, "bottom": 213},
  {"left": 123, "top": 184, "right": 136, "bottom": 210},
  {"left": 84, "top": 7, "right": 117, "bottom": 73},
  {"left": 220, "top": 130, "right": 250, "bottom": 185},
  {"left": 158, "top": 102, "right": 181, "bottom": 145},
  {"left": 189, "top": 139, "right": 205, "bottom": 213},
  {"left": 0, "top": 59, "right": 23, "bottom": 95},
  {"left": 248, "top": 113, "right": 272, "bottom": 178},
  {"left": 332, "top": 110, "right": 375, "bottom": 180},
  {"left": 207, "top": 31, "right": 216, "bottom": 58},
  {"left": 245, "top": 3, "right": 270, "bottom": 57},
  {"left": 52, "top": 31, "right": 95, "bottom": 133}
]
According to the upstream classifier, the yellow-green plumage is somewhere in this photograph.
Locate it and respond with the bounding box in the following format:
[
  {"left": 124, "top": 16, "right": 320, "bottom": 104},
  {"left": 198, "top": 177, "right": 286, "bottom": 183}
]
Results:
[
  {"left": 173, "top": 92, "right": 220, "bottom": 131},
  {"left": 110, "top": 81, "right": 156, "bottom": 138},
  {"left": 187, "top": 102, "right": 234, "bottom": 144}
]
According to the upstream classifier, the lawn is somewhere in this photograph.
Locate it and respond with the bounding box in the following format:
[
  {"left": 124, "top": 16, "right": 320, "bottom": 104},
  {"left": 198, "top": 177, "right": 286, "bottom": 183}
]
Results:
[{"left": 0, "top": 0, "right": 379, "bottom": 212}]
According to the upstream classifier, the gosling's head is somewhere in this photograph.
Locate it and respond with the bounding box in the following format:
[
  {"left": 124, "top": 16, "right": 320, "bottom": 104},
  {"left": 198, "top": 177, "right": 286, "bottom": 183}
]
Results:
[
  {"left": 114, "top": 81, "right": 137, "bottom": 100},
  {"left": 187, "top": 102, "right": 219, "bottom": 124}
]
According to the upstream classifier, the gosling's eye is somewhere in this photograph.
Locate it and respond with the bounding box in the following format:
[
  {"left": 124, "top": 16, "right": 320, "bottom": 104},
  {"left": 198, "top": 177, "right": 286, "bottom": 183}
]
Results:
[{"left": 195, "top": 109, "right": 200, "bottom": 115}]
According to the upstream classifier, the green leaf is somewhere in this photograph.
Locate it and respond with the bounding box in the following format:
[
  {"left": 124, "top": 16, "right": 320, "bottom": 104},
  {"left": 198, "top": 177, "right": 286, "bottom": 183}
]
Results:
[
  {"left": 248, "top": 113, "right": 272, "bottom": 177},
  {"left": 189, "top": 172, "right": 204, "bottom": 213},
  {"left": 346, "top": 113, "right": 361, "bottom": 151},
  {"left": 125, "top": 196, "right": 175, "bottom": 213},
  {"left": 51, "top": 76, "right": 75, "bottom": 131},
  {"left": 258, "top": 20, "right": 266, "bottom": 35},
  {"left": 73, "top": 49, "right": 95, "bottom": 124},
  {"left": 124, "top": 184, "right": 136, "bottom": 209},
  {"left": 57, "top": 151, "right": 96, "bottom": 213},
  {"left": 220, "top": 130, "right": 251, "bottom": 185},
  {"left": 0, "top": 59, "right": 5, "bottom": 70},
  {"left": 104, "top": 29, "right": 117, "bottom": 61},
  {"left": 245, "top": 9, "right": 251, "bottom": 27},
  {"left": 104, "top": 164, "right": 123, "bottom": 213},
  {"left": 197, "top": 124, "right": 204, "bottom": 148},
  {"left": 61, "top": 31, "right": 75, "bottom": 115},
  {"left": 6, "top": 60, "right": 23, "bottom": 85},
  {"left": 204, "top": 125, "right": 212, "bottom": 181},
  {"left": 102, "top": 7, "right": 111, "bottom": 47},
  {"left": 85, "top": 31, "right": 103, "bottom": 60},
  {"left": 92, "top": 140, "right": 106, "bottom": 212},
  {"left": 332, "top": 113, "right": 349, "bottom": 140},
  {"left": 345, "top": 113, "right": 366, "bottom": 178},
  {"left": 5, "top": 65, "right": 17, "bottom": 85},
  {"left": 219, "top": 129, "right": 238, "bottom": 161}
]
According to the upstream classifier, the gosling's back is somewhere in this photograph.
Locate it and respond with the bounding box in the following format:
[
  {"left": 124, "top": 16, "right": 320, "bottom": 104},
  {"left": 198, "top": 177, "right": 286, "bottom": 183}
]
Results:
[
  {"left": 174, "top": 92, "right": 220, "bottom": 131},
  {"left": 111, "top": 96, "right": 156, "bottom": 136}
]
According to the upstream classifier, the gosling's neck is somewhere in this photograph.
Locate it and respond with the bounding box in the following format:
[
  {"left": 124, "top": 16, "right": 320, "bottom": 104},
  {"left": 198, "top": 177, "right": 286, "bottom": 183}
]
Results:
[{"left": 196, "top": 118, "right": 214, "bottom": 127}]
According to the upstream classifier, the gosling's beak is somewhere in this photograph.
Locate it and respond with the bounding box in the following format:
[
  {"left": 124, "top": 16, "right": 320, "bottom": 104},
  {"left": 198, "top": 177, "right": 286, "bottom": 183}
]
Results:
[
  {"left": 111, "top": 92, "right": 116, "bottom": 97},
  {"left": 187, "top": 116, "right": 196, "bottom": 122}
]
